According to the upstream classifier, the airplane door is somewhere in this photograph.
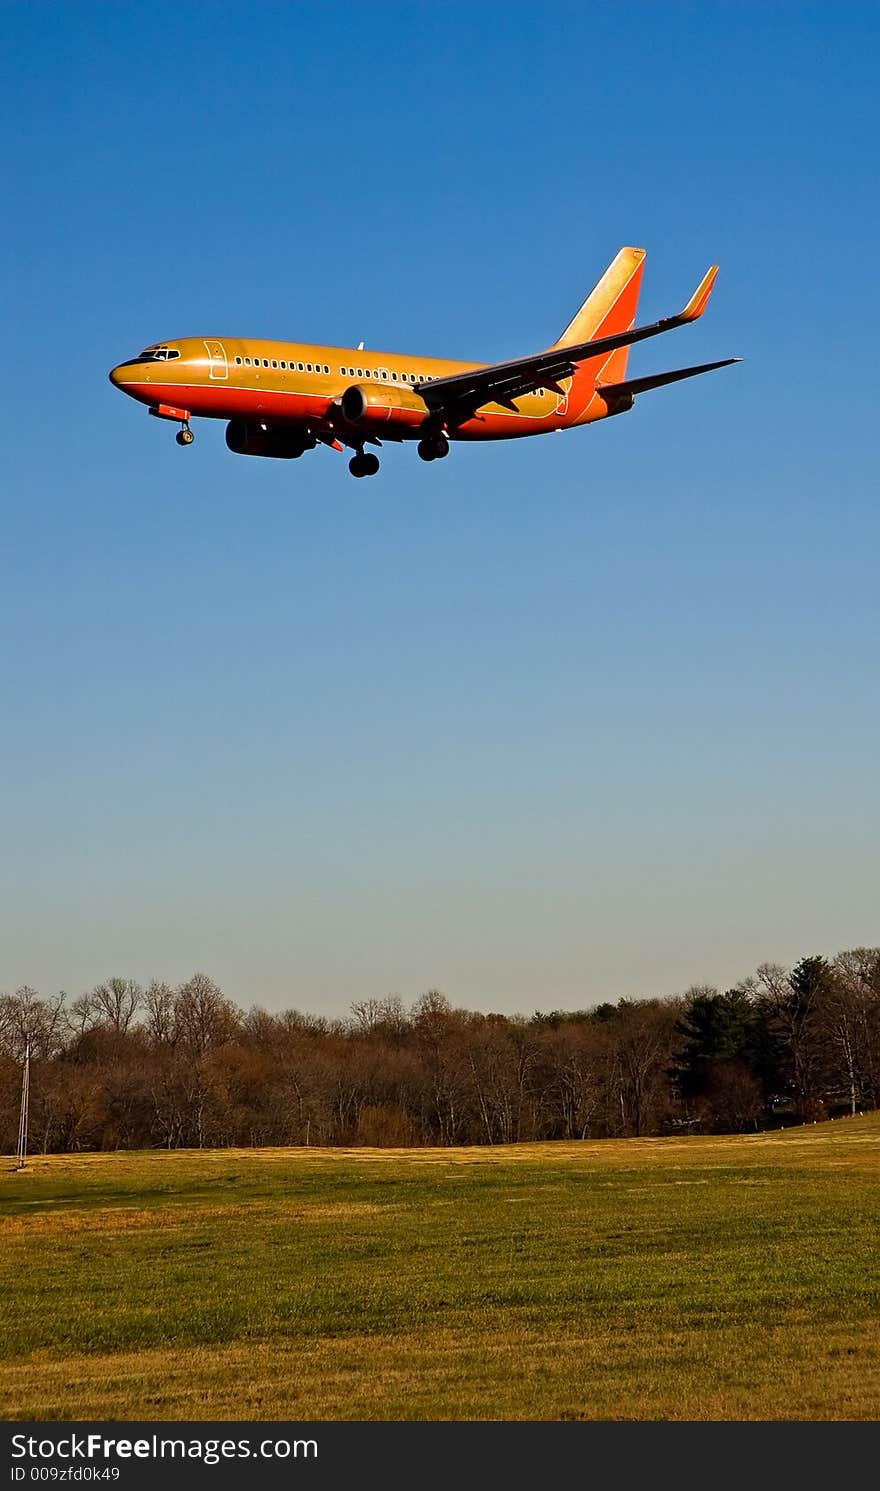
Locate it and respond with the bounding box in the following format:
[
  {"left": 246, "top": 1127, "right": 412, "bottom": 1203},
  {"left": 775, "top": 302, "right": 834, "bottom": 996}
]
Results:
[
  {"left": 204, "top": 340, "right": 229, "bottom": 381},
  {"left": 554, "top": 376, "right": 571, "bottom": 417}
]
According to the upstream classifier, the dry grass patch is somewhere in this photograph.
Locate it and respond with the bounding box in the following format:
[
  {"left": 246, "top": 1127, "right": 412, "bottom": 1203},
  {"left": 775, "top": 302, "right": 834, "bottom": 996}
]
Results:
[{"left": 3, "top": 1318, "right": 879, "bottom": 1421}]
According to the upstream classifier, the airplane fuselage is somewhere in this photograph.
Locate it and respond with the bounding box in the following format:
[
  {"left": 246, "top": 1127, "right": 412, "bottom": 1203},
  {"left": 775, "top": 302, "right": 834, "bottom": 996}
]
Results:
[{"left": 110, "top": 335, "right": 614, "bottom": 444}]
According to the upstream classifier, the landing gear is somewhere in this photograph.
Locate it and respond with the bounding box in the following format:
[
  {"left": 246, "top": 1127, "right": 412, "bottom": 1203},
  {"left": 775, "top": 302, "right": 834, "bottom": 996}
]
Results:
[
  {"left": 176, "top": 423, "right": 195, "bottom": 446},
  {"left": 417, "top": 434, "right": 449, "bottom": 462},
  {"left": 349, "top": 451, "right": 380, "bottom": 478}
]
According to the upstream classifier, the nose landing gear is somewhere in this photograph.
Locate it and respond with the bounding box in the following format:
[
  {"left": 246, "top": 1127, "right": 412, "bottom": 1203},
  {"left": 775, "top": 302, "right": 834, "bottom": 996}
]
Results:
[
  {"left": 417, "top": 434, "right": 449, "bottom": 462},
  {"left": 175, "top": 422, "right": 195, "bottom": 446},
  {"left": 349, "top": 451, "right": 380, "bottom": 478}
]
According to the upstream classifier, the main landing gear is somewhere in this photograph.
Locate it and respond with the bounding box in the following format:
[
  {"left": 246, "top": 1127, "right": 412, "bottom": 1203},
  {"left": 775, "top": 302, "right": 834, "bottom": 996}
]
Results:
[
  {"left": 349, "top": 451, "right": 380, "bottom": 478},
  {"left": 175, "top": 422, "right": 195, "bottom": 446},
  {"left": 417, "top": 434, "right": 449, "bottom": 462}
]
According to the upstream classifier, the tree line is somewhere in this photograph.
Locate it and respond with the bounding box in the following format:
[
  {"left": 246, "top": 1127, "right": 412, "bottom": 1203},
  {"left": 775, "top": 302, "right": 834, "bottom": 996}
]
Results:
[{"left": 2, "top": 947, "right": 879, "bottom": 1152}]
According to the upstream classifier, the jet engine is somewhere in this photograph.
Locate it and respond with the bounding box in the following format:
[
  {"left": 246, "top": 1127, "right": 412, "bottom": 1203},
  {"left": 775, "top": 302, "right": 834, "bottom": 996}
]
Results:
[
  {"left": 340, "top": 385, "right": 369, "bottom": 424},
  {"left": 225, "top": 421, "right": 317, "bottom": 458},
  {"left": 336, "top": 382, "right": 428, "bottom": 431}
]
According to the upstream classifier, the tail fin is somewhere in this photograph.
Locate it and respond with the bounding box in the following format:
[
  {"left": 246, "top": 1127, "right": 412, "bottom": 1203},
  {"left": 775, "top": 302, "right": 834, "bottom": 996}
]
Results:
[{"left": 552, "top": 246, "right": 646, "bottom": 401}]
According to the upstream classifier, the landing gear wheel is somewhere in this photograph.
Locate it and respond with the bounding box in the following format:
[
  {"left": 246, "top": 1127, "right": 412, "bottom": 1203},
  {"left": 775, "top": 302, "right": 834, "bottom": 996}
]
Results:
[
  {"left": 176, "top": 426, "right": 195, "bottom": 446},
  {"left": 418, "top": 435, "right": 448, "bottom": 462},
  {"left": 349, "top": 452, "right": 380, "bottom": 478}
]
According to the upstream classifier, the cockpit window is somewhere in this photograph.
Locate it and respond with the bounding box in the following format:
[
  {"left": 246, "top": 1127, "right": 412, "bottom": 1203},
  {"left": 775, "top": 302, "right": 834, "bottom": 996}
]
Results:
[
  {"left": 130, "top": 347, "right": 180, "bottom": 363},
  {"left": 117, "top": 347, "right": 181, "bottom": 368}
]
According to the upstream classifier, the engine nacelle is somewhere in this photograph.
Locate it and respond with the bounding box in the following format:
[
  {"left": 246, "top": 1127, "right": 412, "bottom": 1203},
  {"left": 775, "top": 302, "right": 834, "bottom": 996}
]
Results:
[
  {"left": 340, "top": 385, "right": 369, "bottom": 424},
  {"left": 225, "top": 421, "right": 317, "bottom": 458},
  {"left": 337, "top": 383, "right": 428, "bottom": 428}
]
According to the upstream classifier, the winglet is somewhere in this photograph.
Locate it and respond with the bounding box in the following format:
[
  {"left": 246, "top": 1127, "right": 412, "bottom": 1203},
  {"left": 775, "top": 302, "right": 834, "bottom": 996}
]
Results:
[{"left": 680, "top": 265, "right": 719, "bottom": 323}]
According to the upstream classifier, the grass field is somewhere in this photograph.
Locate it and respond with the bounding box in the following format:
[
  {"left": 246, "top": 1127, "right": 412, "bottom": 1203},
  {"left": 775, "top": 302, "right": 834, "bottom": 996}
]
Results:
[{"left": 1, "top": 1117, "right": 879, "bottom": 1421}]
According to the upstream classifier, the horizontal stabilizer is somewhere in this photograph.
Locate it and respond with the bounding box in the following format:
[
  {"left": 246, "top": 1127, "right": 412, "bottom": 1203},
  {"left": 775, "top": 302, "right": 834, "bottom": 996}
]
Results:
[{"left": 598, "top": 357, "right": 741, "bottom": 399}]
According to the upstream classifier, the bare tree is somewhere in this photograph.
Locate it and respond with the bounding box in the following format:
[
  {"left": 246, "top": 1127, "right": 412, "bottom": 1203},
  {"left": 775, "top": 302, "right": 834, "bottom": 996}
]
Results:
[
  {"left": 90, "top": 977, "right": 142, "bottom": 1034},
  {"left": 174, "top": 973, "right": 240, "bottom": 1057},
  {"left": 144, "top": 980, "right": 176, "bottom": 1044},
  {"left": 0, "top": 986, "right": 67, "bottom": 1061}
]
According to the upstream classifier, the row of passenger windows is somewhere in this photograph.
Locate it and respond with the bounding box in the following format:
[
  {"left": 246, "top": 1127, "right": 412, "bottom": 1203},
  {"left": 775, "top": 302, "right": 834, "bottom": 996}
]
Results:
[
  {"left": 230, "top": 354, "right": 549, "bottom": 401},
  {"left": 233, "top": 354, "right": 434, "bottom": 385},
  {"left": 339, "top": 365, "right": 434, "bottom": 385},
  {"left": 235, "top": 355, "right": 332, "bottom": 373}
]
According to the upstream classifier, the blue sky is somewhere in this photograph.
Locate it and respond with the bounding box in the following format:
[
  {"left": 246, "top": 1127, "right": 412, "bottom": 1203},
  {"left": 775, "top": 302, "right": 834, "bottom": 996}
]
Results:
[{"left": 2, "top": 1, "right": 877, "bottom": 1013}]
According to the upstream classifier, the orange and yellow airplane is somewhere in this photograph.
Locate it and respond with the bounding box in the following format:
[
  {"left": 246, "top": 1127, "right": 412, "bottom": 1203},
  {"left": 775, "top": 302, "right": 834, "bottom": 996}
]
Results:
[{"left": 109, "top": 247, "right": 738, "bottom": 478}]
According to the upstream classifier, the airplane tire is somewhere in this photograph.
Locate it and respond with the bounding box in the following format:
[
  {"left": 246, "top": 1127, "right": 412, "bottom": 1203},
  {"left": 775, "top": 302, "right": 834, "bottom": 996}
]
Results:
[
  {"left": 176, "top": 428, "right": 195, "bottom": 446},
  {"left": 417, "top": 439, "right": 436, "bottom": 462}
]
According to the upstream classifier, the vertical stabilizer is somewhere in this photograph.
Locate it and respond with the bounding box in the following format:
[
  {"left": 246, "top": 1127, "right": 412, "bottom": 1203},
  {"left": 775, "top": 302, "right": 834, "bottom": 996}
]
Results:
[
  {"left": 553, "top": 247, "right": 646, "bottom": 409},
  {"left": 553, "top": 247, "right": 646, "bottom": 348}
]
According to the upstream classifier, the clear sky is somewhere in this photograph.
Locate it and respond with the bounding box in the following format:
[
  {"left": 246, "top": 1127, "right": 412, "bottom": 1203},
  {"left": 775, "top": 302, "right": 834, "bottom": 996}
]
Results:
[{"left": 2, "top": 1, "right": 878, "bottom": 1015}]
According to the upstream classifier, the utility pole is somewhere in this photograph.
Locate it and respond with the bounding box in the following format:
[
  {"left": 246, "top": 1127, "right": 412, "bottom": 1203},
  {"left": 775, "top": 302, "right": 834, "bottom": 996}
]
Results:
[{"left": 17, "top": 1042, "right": 30, "bottom": 1170}]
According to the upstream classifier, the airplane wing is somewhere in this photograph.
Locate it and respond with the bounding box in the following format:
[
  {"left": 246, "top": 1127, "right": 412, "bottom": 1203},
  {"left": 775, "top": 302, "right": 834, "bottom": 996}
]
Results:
[
  {"left": 415, "top": 266, "right": 721, "bottom": 420},
  {"left": 598, "top": 357, "right": 742, "bottom": 400}
]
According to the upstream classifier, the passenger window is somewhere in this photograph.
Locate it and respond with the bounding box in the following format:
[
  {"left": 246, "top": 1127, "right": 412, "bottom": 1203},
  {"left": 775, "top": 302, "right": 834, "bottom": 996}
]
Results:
[
  {"left": 262, "top": 358, "right": 268, "bottom": 367},
  {"left": 391, "top": 371, "right": 398, "bottom": 381},
  {"left": 235, "top": 356, "right": 242, "bottom": 365},
  {"left": 271, "top": 360, "right": 277, "bottom": 368}
]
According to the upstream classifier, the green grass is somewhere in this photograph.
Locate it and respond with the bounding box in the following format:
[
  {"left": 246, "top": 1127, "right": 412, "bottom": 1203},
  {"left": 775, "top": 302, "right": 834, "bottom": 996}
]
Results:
[{"left": 2, "top": 1118, "right": 879, "bottom": 1420}]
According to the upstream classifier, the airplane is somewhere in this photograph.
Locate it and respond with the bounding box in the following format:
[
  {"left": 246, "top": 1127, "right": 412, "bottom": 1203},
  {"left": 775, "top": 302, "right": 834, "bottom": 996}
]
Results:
[{"left": 108, "top": 246, "right": 739, "bottom": 479}]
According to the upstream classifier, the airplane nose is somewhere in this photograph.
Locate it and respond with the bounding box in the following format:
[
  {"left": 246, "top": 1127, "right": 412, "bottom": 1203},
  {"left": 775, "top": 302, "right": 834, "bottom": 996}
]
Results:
[{"left": 109, "top": 364, "right": 123, "bottom": 387}]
